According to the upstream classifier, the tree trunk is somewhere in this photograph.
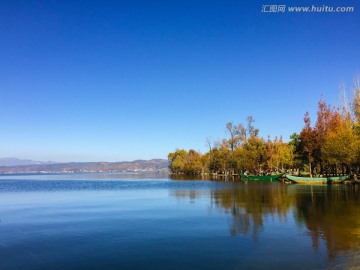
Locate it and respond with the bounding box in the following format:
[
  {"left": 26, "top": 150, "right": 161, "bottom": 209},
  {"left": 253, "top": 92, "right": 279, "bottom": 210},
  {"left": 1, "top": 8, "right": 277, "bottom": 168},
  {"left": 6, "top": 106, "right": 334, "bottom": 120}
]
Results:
[{"left": 320, "top": 162, "right": 323, "bottom": 175}]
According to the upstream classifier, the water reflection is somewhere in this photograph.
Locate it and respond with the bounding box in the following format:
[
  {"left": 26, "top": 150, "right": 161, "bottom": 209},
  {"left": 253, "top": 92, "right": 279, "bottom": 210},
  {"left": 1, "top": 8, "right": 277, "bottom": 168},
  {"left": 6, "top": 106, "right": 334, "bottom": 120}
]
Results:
[
  {"left": 0, "top": 171, "right": 170, "bottom": 181},
  {"left": 213, "top": 183, "right": 294, "bottom": 239},
  {"left": 171, "top": 182, "right": 360, "bottom": 261},
  {"left": 170, "top": 174, "right": 241, "bottom": 181},
  {"left": 294, "top": 185, "right": 360, "bottom": 260},
  {"left": 1, "top": 176, "right": 359, "bottom": 269}
]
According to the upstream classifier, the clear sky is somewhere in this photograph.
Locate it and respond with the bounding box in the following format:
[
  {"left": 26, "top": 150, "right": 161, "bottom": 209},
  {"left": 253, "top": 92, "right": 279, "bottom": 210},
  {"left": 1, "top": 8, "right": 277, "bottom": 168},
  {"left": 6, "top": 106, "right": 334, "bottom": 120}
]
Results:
[{"left": 0, "top": 0, "right": 359, "bottom": 162}]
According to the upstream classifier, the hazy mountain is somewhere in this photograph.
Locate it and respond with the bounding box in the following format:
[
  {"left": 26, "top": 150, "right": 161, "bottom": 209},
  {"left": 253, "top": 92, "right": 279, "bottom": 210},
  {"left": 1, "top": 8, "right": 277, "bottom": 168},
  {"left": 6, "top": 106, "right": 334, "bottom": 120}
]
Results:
[
  {"left": 0, "top": 159, "right": 169, "bottom": 174},
  {"left": 0, "top": 158, "right": 57, "bottom": 167}
]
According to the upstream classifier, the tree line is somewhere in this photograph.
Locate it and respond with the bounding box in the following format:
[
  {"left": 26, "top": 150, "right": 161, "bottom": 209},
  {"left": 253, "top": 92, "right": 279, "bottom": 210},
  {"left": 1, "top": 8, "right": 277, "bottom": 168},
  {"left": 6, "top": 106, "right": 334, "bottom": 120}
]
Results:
[{"left": 168, "top": 76, "right": 360, "bottom": 177}]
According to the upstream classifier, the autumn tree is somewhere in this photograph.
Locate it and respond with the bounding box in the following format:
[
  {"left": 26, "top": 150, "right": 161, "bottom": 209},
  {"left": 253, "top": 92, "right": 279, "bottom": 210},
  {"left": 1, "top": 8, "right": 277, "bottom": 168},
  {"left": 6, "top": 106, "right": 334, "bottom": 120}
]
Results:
[
  {"left": 183, "top": 149, "right": 203, "bottom": 175},
  {"left": 205, "top": 137, "right": 213, "bottom": 168},
  {"left": 168, "top": 79, "right": 360, "bottom": 178},
  {"left": 322, "top": 118, "right": 359, "bottom": 174},
  {"left": 314, "top": 98, "right": 334, "bottom": 173},
  {"left": 352, "top": 76, "right": 360, "bottom": 174},
  {"left": 266, "top": 136, "right": 293, "bottom": 172},
  {"left": 266, "top": 136, "right": 275, "bottom": 170},
  {"left": 233, "top": 147, "right": 247, "bottom": 172},
  {"left": 243, "top": 136, "right": 268, "bottom": 173},
  {"left": 289, "top": 132, "right": 306, "bottom": 169},
  {"left": 300, "top": 112, "right": 318, "bottom": 176},
  {"left": 246, "top": 116, "right": 259, "bottom": 140},
  {"left": 273, "top": 136, "right": 293, "bottom": 172},
  {"left": 209, "top": 145, "right": 231, "bottom": 174},
  {"left": 352, "top": 75, "right": 360, "bottom": 124},
  {"left": 168, "top": 149, "right": 204, "bottom": 175},
  {"left": 277, "top": 136, "right": 294, "bottom": 171},
  {"left": 168, "top": 149, "right": 188, "bottom": 174},
  {"left": 226, "top": 122, "right": 241, "bottom": 153}
]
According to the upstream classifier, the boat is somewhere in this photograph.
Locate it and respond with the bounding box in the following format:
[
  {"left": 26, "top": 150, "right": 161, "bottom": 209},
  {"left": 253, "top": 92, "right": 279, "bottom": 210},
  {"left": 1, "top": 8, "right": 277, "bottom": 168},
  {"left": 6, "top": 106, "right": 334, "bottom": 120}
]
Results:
[
  {"left": 240, "top": 173, "right": 283, "bottom": 182},
  {"left": 285, "top": 174, "right": 349, "bottom": 184}
]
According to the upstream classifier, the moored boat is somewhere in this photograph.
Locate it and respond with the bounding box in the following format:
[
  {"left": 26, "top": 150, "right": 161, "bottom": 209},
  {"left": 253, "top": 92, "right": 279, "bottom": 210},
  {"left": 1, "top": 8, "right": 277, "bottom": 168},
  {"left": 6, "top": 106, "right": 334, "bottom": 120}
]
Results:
[
  {"left": 240, "top": 173, "right": 283, "bottom": 182},
  {"left": 285, "top": 174, "right": 349, "bottom": 184}
]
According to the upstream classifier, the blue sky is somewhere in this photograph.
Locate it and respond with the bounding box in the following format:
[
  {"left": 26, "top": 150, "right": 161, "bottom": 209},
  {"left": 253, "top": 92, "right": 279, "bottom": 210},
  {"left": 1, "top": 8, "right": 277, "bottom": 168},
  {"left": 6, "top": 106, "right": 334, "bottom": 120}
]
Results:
[{"left": 0, "top": 0, "right": 359, "bottom": 162}]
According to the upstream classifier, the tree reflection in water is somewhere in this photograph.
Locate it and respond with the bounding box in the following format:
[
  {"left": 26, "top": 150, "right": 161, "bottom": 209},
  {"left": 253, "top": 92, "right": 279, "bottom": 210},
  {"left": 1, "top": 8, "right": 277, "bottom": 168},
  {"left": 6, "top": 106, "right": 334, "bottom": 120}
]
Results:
[
  {"left": 212, "top": 182, "right": 294, "bottom": 239},
  {"left": 170, "top": 181, "right": 360, "bottom": 264},
  {"left": 294, "top": 184, "right": 360, "bottom": 261}
]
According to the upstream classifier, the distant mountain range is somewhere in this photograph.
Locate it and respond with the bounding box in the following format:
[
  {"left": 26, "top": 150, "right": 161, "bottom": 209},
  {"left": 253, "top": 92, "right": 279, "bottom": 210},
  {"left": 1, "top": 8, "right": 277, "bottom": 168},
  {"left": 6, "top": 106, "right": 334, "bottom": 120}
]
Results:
[
  {"left": 0, "top": 158, "right": 57, "bottom": 167},
  {"left": 0, "top": 158, "right": 169, "bottom": 174}
]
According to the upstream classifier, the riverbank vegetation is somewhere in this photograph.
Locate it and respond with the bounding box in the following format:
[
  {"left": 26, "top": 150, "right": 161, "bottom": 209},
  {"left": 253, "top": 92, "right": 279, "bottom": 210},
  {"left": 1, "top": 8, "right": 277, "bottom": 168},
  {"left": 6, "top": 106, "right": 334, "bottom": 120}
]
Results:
[{"left": 168, "top": 76, "right": 360, "bottom": 177}]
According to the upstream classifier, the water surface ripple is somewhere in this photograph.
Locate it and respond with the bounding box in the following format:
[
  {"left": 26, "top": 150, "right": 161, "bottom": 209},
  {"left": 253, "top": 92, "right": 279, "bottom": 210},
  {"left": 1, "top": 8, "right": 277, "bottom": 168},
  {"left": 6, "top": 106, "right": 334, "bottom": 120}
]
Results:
[{"left": 0, "top": 173, "right": 359, "bottom": 269}]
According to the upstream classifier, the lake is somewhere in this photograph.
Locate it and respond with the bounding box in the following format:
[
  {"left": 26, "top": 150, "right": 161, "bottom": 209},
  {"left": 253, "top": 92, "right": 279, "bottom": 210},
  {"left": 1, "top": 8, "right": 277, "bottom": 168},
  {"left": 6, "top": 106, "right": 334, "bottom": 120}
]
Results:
[{"left": 0, "top": 172, "right": 359, "bottom": 269}]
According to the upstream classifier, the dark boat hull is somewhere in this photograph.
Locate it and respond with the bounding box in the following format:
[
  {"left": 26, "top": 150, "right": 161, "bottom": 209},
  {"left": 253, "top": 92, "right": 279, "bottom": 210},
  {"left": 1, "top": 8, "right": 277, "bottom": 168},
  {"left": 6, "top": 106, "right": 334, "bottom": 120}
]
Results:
[{"left": 240, "top": 174, "right": 283, "bottom": 182}]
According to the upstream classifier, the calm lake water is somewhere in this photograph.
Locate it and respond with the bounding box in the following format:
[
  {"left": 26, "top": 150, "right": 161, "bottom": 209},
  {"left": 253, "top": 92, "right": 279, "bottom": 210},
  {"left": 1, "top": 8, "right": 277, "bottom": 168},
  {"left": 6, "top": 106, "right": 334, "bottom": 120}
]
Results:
[{"left": 0, "top": 172, "right": 359, "bottom": 269}]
